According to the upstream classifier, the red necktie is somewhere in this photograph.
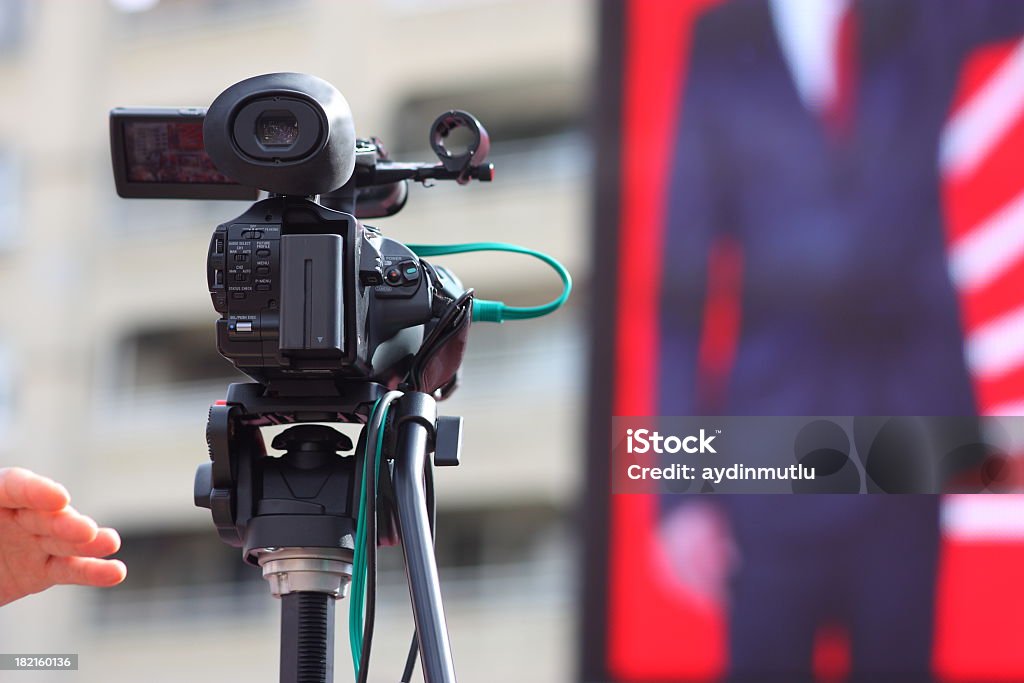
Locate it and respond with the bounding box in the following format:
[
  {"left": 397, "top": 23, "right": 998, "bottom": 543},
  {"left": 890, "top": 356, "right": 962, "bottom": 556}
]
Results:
[{"left": 824, "top": 6, "right": 858, "bottom": 140}]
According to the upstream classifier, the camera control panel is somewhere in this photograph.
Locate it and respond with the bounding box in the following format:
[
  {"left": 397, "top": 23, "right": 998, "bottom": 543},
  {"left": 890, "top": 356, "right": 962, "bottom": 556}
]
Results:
[{"left": 208, "top": 222, "right": 282, "bottom": 320}]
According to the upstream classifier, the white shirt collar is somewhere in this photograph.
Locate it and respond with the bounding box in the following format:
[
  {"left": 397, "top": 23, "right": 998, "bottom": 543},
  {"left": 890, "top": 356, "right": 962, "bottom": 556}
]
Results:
[{"left": 770, "top": 0, "right": 851, "bottom": 112}]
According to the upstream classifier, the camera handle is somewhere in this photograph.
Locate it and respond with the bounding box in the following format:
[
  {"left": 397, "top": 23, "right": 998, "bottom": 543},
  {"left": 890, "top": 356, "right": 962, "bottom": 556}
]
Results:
[{"left": 195, "top": 386, "right": 460, "bottom": 683}]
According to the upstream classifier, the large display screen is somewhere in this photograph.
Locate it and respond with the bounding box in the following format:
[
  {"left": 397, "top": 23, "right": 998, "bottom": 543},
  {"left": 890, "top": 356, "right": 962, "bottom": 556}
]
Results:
[{"left": 583, "top": 1, "right": 1024, "bottom": 681}]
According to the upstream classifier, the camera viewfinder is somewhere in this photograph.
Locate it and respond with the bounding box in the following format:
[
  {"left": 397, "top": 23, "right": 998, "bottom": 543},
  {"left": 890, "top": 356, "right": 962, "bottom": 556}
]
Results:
[{"left": 257, "top": 111, "right": 300, "bottom": 148}]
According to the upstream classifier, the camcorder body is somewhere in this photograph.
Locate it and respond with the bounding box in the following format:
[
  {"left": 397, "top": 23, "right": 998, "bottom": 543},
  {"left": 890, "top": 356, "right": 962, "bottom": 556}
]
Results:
[
  {"left": 205, "top": 196, "right": 452, "bottom": 389},
  {"left": 110, "top": 72, "right": 493, "bottom": 396}
]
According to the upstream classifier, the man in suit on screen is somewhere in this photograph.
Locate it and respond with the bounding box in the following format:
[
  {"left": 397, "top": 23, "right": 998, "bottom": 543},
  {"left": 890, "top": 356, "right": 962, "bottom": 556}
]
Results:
[{"left": 658, "top": 1, "right": 1024, "bottom": 681}]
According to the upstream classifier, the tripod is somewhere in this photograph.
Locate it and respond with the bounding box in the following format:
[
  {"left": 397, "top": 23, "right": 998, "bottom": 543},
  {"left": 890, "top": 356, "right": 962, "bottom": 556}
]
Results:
[{"left": 194, "top": 381, "right": 463, "bottom": 683}]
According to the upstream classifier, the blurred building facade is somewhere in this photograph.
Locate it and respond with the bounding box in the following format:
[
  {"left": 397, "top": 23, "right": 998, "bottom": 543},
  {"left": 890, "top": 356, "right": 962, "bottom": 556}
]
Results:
[{"left": 0, "top": 1, "right": 593, "bottom": 681}]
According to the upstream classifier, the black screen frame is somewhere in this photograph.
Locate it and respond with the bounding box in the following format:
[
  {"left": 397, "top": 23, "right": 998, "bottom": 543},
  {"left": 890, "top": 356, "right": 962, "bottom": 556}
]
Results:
[
  {"left": 110, "top": 107, "right": 259, "bottom": 200},
  {"left": 578, "top": 0, "right": 624, "bottom": 681}
]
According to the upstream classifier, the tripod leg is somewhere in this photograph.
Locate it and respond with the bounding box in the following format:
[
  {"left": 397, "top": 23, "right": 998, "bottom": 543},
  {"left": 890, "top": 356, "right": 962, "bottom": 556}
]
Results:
[{"left": 392, "top": 393, "right": 457, "bottom": 683}]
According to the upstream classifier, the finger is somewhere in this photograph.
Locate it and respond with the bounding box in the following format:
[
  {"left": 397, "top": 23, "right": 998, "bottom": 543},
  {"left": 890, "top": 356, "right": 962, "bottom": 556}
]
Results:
[
  {"left": 24, "top": 474, "right": 71, "bottom": 511},
  {"left": 0, "top": 468, "right": 69, "bottom": 511},
  {"left": 36, "top": 528, "right": 121, "bottom": 559},
  {"left": 14, "top": 507, "right": 98, "bottom": 544},
  {"left": 46, "top": 556, "right": 127, "bottom": 588}
]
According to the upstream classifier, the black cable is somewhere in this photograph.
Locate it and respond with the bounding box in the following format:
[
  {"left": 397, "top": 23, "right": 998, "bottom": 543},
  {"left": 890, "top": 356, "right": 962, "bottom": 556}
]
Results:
[
  {"left": 400, "top": 457, "right": 436, "bottom": 682},
  {"left": 357, "top": 397, "right": 398, "bottom": 683},
  {"left": 356, "top": 418, "right": 377, "bottom": 683},
  {"left": 400, "top": 637, "right": 418, "bottom": 683},
  {"left": 410, "top": 289, "right": 474, "bottom": 392}
]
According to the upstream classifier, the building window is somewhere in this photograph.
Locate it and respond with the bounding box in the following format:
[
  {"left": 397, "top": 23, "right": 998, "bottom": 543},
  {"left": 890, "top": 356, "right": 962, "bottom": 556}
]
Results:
[
  {"left": 389, "top": 77, "right": 588, "bottom": 181},
  {"left": 108, "top": 0, "right": 308, "bottom": 36},
  {"left": 107, "top": 191, "right": 247, "bottom": 237},
  {"left": 0, "top": 341, "right": 15, "bottom": 443},
  {"left": 92, "top": 529, "right": 266, "bottom": 625},
  {"left": 117, "top": 323, "right": 240, "bottom": 392},
  {"left": 0, "top": 0, "right": 28, "bottom": 56},
  {"left": 93, "top": 502, "right": 567, "bottom": 625},
  {"left": 0, "top": 151, "right": 21, "bottom": 248}
]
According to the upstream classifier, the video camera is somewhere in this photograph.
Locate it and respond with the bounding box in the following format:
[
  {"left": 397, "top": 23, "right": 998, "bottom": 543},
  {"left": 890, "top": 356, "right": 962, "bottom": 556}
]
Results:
[
  {"left": 110, "top": 72, "right": 568, "bottom": 683},
  {"left": 110, "top": 72, "right": 493, "bottom": 394}
]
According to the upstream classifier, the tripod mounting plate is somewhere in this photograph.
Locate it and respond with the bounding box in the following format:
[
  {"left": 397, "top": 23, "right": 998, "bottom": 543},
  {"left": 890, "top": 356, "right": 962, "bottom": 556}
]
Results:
[{"left": 255, "top": 546, "right": 354, "bottom": 598}]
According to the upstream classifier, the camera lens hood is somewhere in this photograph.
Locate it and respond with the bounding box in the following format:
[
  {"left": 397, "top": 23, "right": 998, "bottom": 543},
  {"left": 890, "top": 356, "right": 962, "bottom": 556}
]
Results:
[{"left": 204, "top": 72, "right": 356, "bottom": 196}]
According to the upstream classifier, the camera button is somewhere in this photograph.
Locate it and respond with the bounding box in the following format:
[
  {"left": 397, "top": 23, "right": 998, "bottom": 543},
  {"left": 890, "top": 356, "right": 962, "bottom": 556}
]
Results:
[
  {"left": 400, "top": 261, "right": 420, "bottom": 284},
  {"left": 231, "top": 292, "right": 246, "bottom": 300},
  {"left": 384, "top": 266, "right": 403, "bottom": 286},
  {"left": 256, "top": 249, "right": 271, "bottom": 258},
  {"left": 256, "top": 266, "right": 270, "bottom": 276},
  {"left": 256, "top": 284, "right": 271, "bottom": 292},
  {"left": 242, "top": 230, "right": 263, "bottom": 239}
]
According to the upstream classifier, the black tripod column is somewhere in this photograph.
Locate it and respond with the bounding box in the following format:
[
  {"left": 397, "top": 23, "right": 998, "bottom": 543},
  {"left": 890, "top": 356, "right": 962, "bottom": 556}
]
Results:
[
  {"left": 257, "top": 543, "right": 353, "bottom": 683},
  {"left": 280, "top": 591, "right": 335, "bottom": 683},
  {"left": 392, "top": 392, "right": 457, "bottom": 683}
]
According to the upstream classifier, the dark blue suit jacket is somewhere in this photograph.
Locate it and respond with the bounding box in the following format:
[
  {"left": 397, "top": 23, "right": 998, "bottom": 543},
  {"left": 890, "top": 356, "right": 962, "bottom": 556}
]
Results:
[{"left": 658, "top": 0, "right": 1024, "bottom": 537}]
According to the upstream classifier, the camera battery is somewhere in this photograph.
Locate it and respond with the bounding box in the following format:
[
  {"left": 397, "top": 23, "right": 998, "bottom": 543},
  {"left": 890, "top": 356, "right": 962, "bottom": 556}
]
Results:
[{"left": 279, "top": 234, "right": 344, "bottom": 357}]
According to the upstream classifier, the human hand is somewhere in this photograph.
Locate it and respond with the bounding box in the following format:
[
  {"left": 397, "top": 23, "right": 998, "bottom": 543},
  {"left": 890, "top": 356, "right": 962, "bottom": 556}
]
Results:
[
  {"left": 0, "top": 467, "right": 126, "bottom": 607},
  {"left": 658, "top": 501, "right": 737, "bottom": 607}
]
